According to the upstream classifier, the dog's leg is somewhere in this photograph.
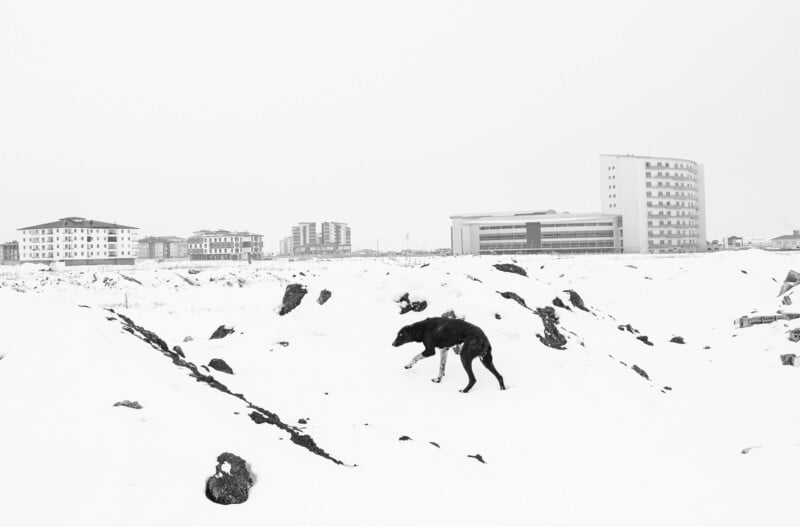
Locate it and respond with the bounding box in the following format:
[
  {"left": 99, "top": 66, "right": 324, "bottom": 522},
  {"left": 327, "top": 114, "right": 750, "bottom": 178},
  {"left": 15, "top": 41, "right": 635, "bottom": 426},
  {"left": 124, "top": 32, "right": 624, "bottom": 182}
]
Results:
[
  {"left": 404, "top": 352, "right": 426, "bottom": 369},
  {"left": 459, "top": 348, "right": 477, "bottom": 393},
  {"left": 432, "top": 347, "right": 448, "bottom": 383},
  {"left": 480, "top": 352, "right": 506, "bottom": 390}
]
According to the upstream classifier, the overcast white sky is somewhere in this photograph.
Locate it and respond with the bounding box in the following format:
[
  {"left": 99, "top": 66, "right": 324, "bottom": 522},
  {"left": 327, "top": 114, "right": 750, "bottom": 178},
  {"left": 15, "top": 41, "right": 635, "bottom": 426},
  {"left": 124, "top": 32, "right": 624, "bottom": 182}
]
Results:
[{"left": 1, "top": 0, "right": 798, "bottom": 251}]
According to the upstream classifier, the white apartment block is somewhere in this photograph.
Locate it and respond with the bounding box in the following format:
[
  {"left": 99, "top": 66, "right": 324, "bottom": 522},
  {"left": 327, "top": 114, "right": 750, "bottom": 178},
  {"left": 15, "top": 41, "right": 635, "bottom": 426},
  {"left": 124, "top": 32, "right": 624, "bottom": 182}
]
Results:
[
  {"left": 600, "top": 154, "right": 707, "bottom": 254},
  {"left": 451, "top": 210, "right": 622, "bottom": 255},
  {"left": 289, "top": 221, "right": 351, "bottom": 255},
  {"left": 187, "top": 230, "right": 263, "bottom": 261},
  {"left": 18, "top": 217, "right": 138, "bottom": 265}
]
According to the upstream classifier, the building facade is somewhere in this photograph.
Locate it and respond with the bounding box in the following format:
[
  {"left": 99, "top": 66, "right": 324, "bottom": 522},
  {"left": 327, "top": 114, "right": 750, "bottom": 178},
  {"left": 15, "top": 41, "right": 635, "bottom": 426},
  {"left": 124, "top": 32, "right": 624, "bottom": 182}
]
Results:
[
  {"left": 773, "top": 230, "right": 800, "bottom": 249},
  {"left": 599, "top": 154, "right": 706, "bottom": 254},
  {"left": 18, "top": 217, "right": 138, "bottom": 265},
  {"left": 451, "top": 210, "right": 622, "bottom": 255},
  {"left": 1, "top": 241, "right": 19, "bottom": 263},
  {"left": 289, "top": 221, "right": 351, "bottom": 255},
  {"left": 279, "top": 236, "right": 294, "bottom": 256},
  {"left": 138, "top": 237, "right": 188, "bottom": 259},
  {"left": 187, "top": 230, "right": 263, "bottom": 261}
]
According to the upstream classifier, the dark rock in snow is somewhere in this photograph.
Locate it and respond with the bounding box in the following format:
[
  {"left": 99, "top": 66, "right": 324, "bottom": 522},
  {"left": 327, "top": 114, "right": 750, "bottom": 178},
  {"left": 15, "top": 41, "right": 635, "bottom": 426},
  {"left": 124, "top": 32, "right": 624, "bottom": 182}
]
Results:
[
  {"left": 183, "top": 336, "right": 194, "bottom": 342},
  {"left": 467, "top": 454, "right": 486, "bottom": 464},
  {"left": 397, "top": 293, "right": 427, "bottom": 314},
  {"left": 741, "top": 270, "right": 748, "bottom": 275},
  {"left": 498, "top": 291, "right": 528, "bottom": 309},
  {"left": 493, "top": 263, "right": 527, "bottom": 277},
  {"left": 670, "top": 336, "right": 685, "bottom": 344},
  {"left": 618, "top": 324, "right": 637, "bottom": 334},
  {"left": 534, "top": 307, "right": 567, "bottom": 350},
  {"left": 780, "top": 354, "right": 798, "bottom": 367},
  {"left": 494, "top": 313, "right": 502, "bottom": 320},
  {"left": 298, "top": 418, "right": 308, "bottom": 425},
  {"left": 188, "top": 269, "right": 201, "bottom": 275},
  {"left": 783, "top": 295, "right": 793, "bottom": 306},
  {"left": 210, "top": 325, "right": 235, "bottom": 340},
  {"left": 636, "top": 335, "right": 654, "bottom": 346},
  {"left": 466, "top": 275, "right": 482, "bottom": 283},
  {"left": 632, "top": 365, "right": 650, "bottom": 380},
  {"left": 120, "top": 274, "right": 142, "bottom": 285},
  {"left": 552, "top": 297, "right": 571, "bottom": 310},
  {"left": 279, "top": 284, "right": 308, "bottom": 315},
  {"left": 564, "top": 290, "right": 589, "bottom": 312},
  {"left": 277, "top": 341, "right": 290, "bottom": 347},
  {"left": 205, "top": 452, "right": 254, "bottom": 505},
  {"left": 779, "top": 271, "right": 800, "bottom": 296},
  {"left": 663, "top": 386, "right": 672, "bottom": 391},
  {"left": 317, "top": 289, "right": 332, "bottom": 305},
  {"left": 420, "top": 263, "right": 430, "bottom": 268},
  {"left": 78, "top": 304, "right": 90, "bottom": 309},
  {"left": 172, "top": 345, "right": 185, "bottom": 358},
  {"left": 789, "top": 328, "right": 800, "bottom": 343},
  {"left": 249, "top": 412, "right": 273, "bottom": 424},
  {"left": 398, "top": 436, "right": 412, "bottom": 441},
  {"left": 429, "top": 442, "right": 440, "bottom": 448},
  {"left": 113, "top": 400, "right": 143, "bottom": 410},
  {"left": 209, "top": 358, "right": 234, "bottom": 375}
]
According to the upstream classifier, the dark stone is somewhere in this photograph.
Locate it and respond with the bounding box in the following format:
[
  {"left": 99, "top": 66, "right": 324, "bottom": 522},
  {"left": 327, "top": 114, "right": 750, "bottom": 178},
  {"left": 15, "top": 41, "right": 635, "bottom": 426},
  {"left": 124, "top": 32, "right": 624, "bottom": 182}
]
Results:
[
  {"left": 780, "top": 354, "right": 798, "bottom": 366},
  {"left": 637, "top": 335, "right": 654, "bottom": 346},
  {"left": 78, "top": 304, "right": 90, "bottom": 309},
  {"left": 670, "top": 336, "right": 685, "bottom": 344},
  {"left": 398, "top": 436, "right": 412, "bottom": 441},
  {"left": 279, "top": 284, "right": 308, "bottom": 315},
  {"left": 552, "top": 297, "right": 571, "bottom": 310},
  {"left": 564, "top": 290, "right": 589, "bottom": 312},
  {"left": 172, "top": 345, "right": 185, "bottom": 358},
  {"left": 249, "top": 411, "right": 273, "bottom": 424},
  {"left": 632, "top": 365, "right": 650, "bottom": 380},
  {"left": 188, "top": 269, "right": 201, "bottom": 275},
  {"left": 209, "top": 358, "right": 234, "bottom": 375},
  {"left": 183, "top": 336, "right": 194, "bottom": 342},
  {"left": 120, "top": 274, "right": 142, "bottom": 285},
  {"left": 493, "top": 263, "right": 527, "bottom": 277},
  {"left": 113, "top": 400, "right": 143, "bottom": 410},
  {"left": 317, "top": 289, "right": 332, "bottom": 305},
  {"left": 298, "top": 418, "right": 308, "bottom": 425},
  {"left": 429, "top": 442, "right": 440, "bottom": 448},
  {"left": 467, "top": 454, "right": 486, "bottom": 464},
  {"left": 466, "top": 275, "right": 482, "bottom": 283},
  {"left": 663, "top": 386, "right": 672, "bottom": 391},
  {"left": 498, "top": 291, "right": 528, "bottom": 309},
  {"left": 741, "top": 270, "right": 748, "bottom": 274},
  {"left": 397, "top": 293, "right": 427, "bottom": 314},
  {"left": 783, "top": 296, "right": 793, "bottom": 306},
  {"left": 789, "top": 328, "right": 800, "bottom": 343},
  {"left": 210, "top": 325, "right": 235, "bottom": 340},
  {"left": 779, "top": 271, "right": 800, "bottom": 296},
  {"left": 494, "top": 313, "right": 502, "bottom": 320},
  {"left": 618, "top": 324, "right": 637, "bottom": 334},
  {"left": 205, "top": 452, "right": 254, "bottom": 505},
  {"left": 420, "top": 263, "right": 430, "bottom": 268},
  {"left": 534, "top": 307, "right": 567, "bottom": 350}
]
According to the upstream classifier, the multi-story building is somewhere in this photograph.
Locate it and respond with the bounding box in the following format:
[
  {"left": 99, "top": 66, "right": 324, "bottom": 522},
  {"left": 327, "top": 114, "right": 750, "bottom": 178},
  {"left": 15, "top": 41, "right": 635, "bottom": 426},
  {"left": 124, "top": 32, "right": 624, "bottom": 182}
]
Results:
[
  {"left": 17, "top": 217, "right": 138, "bottom": 265},
  {"left": 187, "top": 230, "right": 263, "bottom": 261},
  {"left": 138, "top": 236, "right": 188, "bottom": 259},
  {"left": 773, "top": 230, "right": 800, "bottom": 250},
  {"left": 599, "top": 154, "right": 707, "bottom": 254},
  {"left": 1, "top": 241, "right": 19, "bottom": 263},
  {"left": 289, "top": 221, "right": 351, "bottom": 255},
  {"left": 279, "top": 236, "right": 294, "bottom": 256},
  {"left": 450, "top": 210, "right": 622, "bottom": 255}
]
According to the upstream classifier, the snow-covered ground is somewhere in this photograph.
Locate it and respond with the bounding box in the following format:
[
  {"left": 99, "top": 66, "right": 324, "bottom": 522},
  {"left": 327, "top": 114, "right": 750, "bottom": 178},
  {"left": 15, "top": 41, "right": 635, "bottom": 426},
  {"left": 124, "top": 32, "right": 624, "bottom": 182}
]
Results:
[{"left": 1, "top": 251, "right": 799, "bottom": 526}]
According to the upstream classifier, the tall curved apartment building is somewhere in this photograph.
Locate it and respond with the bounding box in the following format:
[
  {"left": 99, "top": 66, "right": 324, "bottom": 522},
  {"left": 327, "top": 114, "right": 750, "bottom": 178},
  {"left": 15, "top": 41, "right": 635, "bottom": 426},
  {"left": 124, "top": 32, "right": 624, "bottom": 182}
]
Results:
[{"left": 600, "top": 154, "right": 706, "bottom": 254}]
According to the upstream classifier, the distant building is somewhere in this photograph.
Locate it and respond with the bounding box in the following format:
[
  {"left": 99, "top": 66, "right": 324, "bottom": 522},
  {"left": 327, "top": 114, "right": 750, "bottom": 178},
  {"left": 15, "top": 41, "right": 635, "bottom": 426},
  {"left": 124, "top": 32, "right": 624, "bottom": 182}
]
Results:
[
  {"left": 138, "top": 236, "right": 188, "bottom": 259},
  {"left": 727, "top": 236, "right": 744, "bottom": 248},
  {"left": 289, "top": 221, "right": 351, "bottom": 255},
  {"left": 450, "top": 210, "right": 622, "bottom": 255},
  {"left": 600, "top": 154, "right": 707, "bottom": 254},
  {"left": 18, "top": 217, "right": 138, "bottom": 265},
  {"left": 279, "top": 236, "right": 294, "bottom": 256},
  {"left": 773, "top": 230, "right": 800, "bottom": 250},
  {"left": 1, "top": 241, "right": 19, "bottom": 263},
  {"left": 187, "top": 230, "right": 263, "bottom": 261}
]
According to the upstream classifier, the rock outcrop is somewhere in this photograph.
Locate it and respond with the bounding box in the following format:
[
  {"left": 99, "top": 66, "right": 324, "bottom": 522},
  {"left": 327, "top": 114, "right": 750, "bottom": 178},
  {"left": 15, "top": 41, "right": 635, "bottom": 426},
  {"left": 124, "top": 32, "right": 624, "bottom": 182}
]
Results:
[
  {"left": 205, "top": 452, "right": 254, "bottom": 505},
  {"left": 209, "top": 358, "right": 234, "bottom": 375},
  {"left": 279, "top": 284, "right": 308, "bottom": 315},
  {"left": 317, "top": 289, "right": 332, "bottom": 305},
  {"left": 493, "top": 263, "right": 527, "bottom": 277},
  {"left": 210, "top": 325, "right": 235, "bottom": 340}
]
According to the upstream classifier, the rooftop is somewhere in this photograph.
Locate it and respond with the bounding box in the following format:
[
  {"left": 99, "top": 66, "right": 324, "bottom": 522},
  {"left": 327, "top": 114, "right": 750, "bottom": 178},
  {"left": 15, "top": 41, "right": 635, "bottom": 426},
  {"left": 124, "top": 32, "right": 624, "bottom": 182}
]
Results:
[
  {"left": 451, "top": 210, "right": 620, "bottom": 224},
  {"left": 599, "top": 153, "right": 699, "bottom": 165},
  {"left": 18, "top": 217, "right": 138, "bottom": 231}
]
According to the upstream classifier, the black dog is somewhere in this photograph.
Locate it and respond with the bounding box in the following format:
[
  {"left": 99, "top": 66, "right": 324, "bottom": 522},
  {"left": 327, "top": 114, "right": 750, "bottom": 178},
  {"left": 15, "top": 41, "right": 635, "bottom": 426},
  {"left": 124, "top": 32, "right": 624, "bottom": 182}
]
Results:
[{"left": 392, "top": 317, "right": 505, "bottom": 393}]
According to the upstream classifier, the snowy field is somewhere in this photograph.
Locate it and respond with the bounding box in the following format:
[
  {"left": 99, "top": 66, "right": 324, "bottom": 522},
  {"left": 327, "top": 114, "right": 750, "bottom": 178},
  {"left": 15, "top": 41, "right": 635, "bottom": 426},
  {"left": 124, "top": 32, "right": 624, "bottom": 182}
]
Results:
[{"left": 1, "top": 251, "right": 799, "bottom": 526}]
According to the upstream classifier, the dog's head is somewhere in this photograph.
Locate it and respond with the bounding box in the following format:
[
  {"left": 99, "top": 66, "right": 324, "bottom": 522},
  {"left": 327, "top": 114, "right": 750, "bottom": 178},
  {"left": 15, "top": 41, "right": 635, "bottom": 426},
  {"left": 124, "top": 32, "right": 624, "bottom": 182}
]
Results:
[{"left": 392, "top": 325, "right": 414, "bottom": 347}]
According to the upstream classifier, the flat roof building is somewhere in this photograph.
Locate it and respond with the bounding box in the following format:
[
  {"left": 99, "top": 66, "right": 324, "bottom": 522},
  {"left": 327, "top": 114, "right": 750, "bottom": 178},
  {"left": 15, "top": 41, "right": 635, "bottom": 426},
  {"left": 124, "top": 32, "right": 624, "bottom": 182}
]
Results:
[
  {"left": 451, "top": 210, "right": 622, "bottom": 255},
  {"left": 1, "top": 241, "right": 19, "bottom": 263},
  {"left": 600, "top": 154, "right": 707, "bottom": 254},
  {"left": 773, "top": 230, "right": 800, "bottom": 250},
  {"left": 18, "top": 217, "right": 138, "bottom": 265},
  {"left": 138, "top": 236, "right": 188, "bottom": 259}
]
